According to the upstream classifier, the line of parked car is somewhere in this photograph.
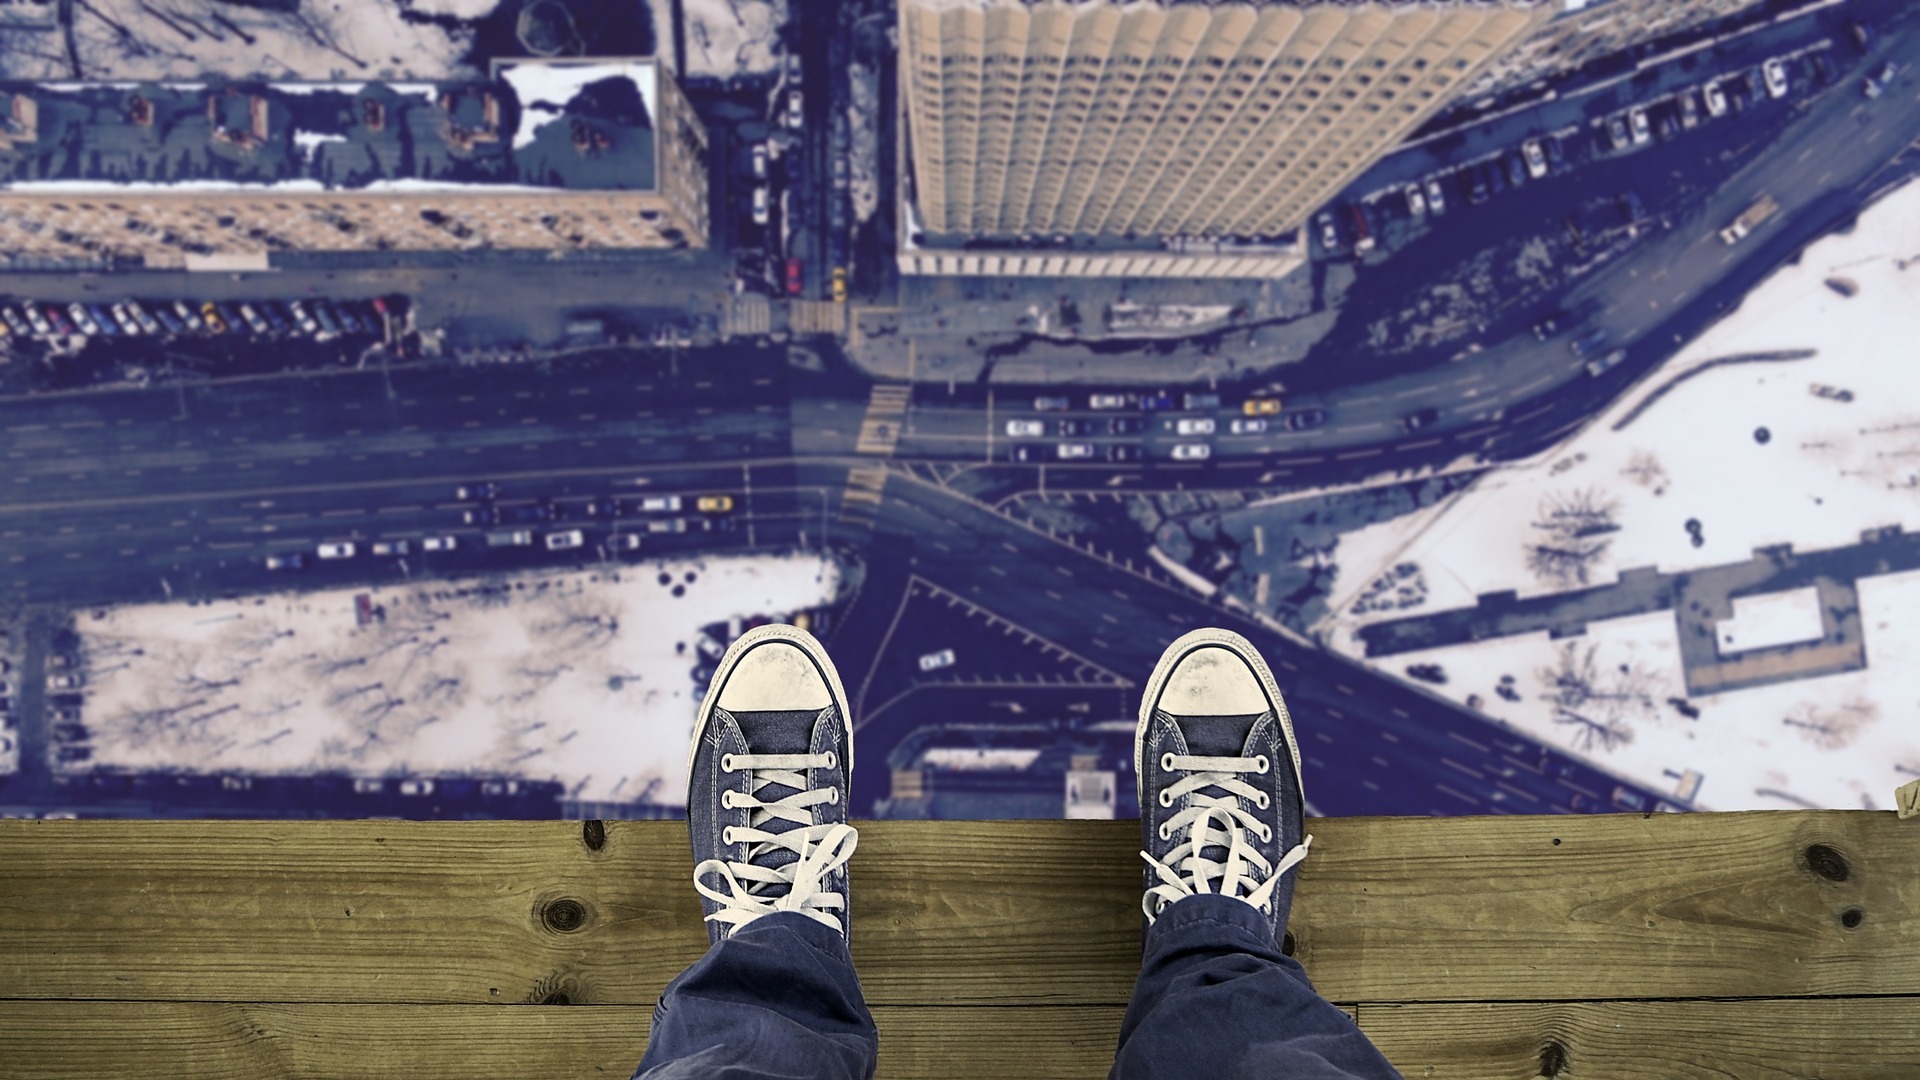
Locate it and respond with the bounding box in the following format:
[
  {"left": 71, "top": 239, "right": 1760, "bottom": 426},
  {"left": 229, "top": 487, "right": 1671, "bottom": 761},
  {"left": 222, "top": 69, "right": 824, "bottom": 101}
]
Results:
[
  {"left": 0, "top": 296, "right": 398, "bottom": 342},
  {"left": 1003, "top": 390, "right": 1328, "bottom": 463}
]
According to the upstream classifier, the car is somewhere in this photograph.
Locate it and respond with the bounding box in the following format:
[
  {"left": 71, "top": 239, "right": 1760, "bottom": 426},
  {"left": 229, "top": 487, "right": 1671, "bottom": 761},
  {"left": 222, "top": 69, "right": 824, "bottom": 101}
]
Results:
[
  {"left": 1107, "top": 417, "right": 1143, "bottom": 435},
  {"left": 1170, "top": 443, "right": 1211, "bottom": 462},
  {"left": 0, "top": 307, "right": 29, "bottom": 336},
  {"left": 454, "top": 482, "right": 497, "bottom": 501},
  {"left": 1864, "top": 61, "right": 1900, "bottom": 100},
  {"left": 697, "top": 495, "right": 734, "bottom": 513},
  {"left": 751, "top": 144, "right": 768, "bottom": 179},
  {"left": 110, "top": 303, "right": 141, "bottom": 335},
  {"left": 1463, "top": 167, "right": 1489, "bottom": 205},
  {"left": 463, "top": 506, "right": 500, "bottom": 526},
  {"left": 1009, "top": 444, "right": 1041, "bottom": 463},
  {"left": 1703, "top": 80, "right": 1728, "bottom": 117},
  {"left": 399, "top": 779, "right": 435, "bottom": 797},
  {"left": 1629, "top": 106, "right": 1651, "bottom": 144},
  {"left": 1055, "top": 418, "right": 1094, "bottom": 437},
  {"left": 1424, "top": 177, "right": 1445, "bottom": 215},
  {"left": 1183, "top": 392, "right": 1221, "bottom": 411},
  {"left": 1400, "top": 407, "right": 1440, "bottom": 432},
  {"left": 127, "top": 301, "right": 161, "bottom": 334},
  {"left": 1611, "top": 786, "right": 1649, "bottom": 812},
  {"left": 1005, "top": 419, "right": 1045, "bottom": 438},
  {"left": 1347, "top": 203, "right": 1374, "bottom": 253},
  {"left": 264, "top": 552, "right": 306, "bottom": 570},
  {"left": 831, "top": 267, "right": 848, "bottom": 303},
  {"left": 309, "top": 302, "right": 341, "bottom": 337},
  {"left": 697, "top": 516, "right": 737, "bottom": 533},
  {"left": 1139, "top": 391, "right": 1176, "bottom": 412},
  {"left": 1532, "top": 313, "right": 1562, "bottom": 341},
  {"left": 287, "top": 300, "right": 320, "bottom": 335},
  {"left": 584, "top": 497, "right": 621, "bottom": 518},
  {"left": 1484, "top": 160, "right": 1507, "bottom": 196},
  {"left": 1242, "top": 397, "right": 1281, "bottom": 416},
  {"left": 751, "top": 186, "right": 769, "bottom": 226},
  {"left": 44, "top": 305, "right": 73, "bottom": 335},
  {"left": 199, "top": 302, "right": 228, "bottom": 334},
  {"left": 1174, "top": 417, "right": 1215, "bottom": 436},
  {"left": 917, "top": 649, "right": 956, "bottom": 672},
  {"left": 1678, "top": 91, "right": 1700, "bottom": 129},
  {"left": 1762, "top": 57, "right": 1788, "bottom": 99},
  {"left": 1505, "top": 153, "right": 1527, "bottom": 187},
  {"left": 421, "top": 536, "right": 458, "bottom": 552},
  {"left": 1405, "top": 184, "right": 1425, "bottom": 216},
  {"left": 23, "top": 305, "right": 51, "bottom": 335},
  {"left": 321, "top": 300, "right": 357, "bottom": 335},
  {"left": 785, "top": 258, "right": 803, "bottom": 296},
  {"left": 1569, "top": 326, "right": 1611, "bottom": 360},
  {"left": 1055, "top": 443, "right": 1094, "bottom": 460},
  {"left": 49, "top": 673, "right": 83, "bottom": 690},
  {"left": 371, "top": 540, "right": 411, "bottom": 557},
  {"left": 1284, "top": 407, "right": 1327, "bottom": 431},
  {"left": 646, "top": 518, "right": 688, "bottom": 534},
  {"left": 1088, "top": 393, "right": 1132, "bottom": 409},
  {"left": 481, "top": 780, "right": 524, "bottom": 797},
  {"left": 65, "top": 303, "right": 100, "bottom": 335},
  {"left": 317, "top": 541, "right": 356, "bottom": 559},
  {"left": 1585, "top": 348, "right": 1627, "bottom": 377},
  {"left": 1607, "top": 114, "right": 1631, "bottom": 151},
  {"left": 1229, "top": 418, "right": 1268, "bottom": 435},
  {"left": 1522, "top": 139, "right": 1548, "bottom": 179},
  {"left": 1316, "top": 210, "right": 1340, "bottom": 253},
  {"left": 151, "top": 304, "right": 183, "bottom": 333},
  {"left": 1033, "top": 396, "right": 1071, "bottom": 412},
  {"left": 607, "top": 533, "right": 643, "bottom": 551},
  {"left": 787, "top": 89, "right": 803, "bottom": 129},
  {"left": 236, "top": 303, "right": 269, "bottom": 335},
  {"left": 171, "top": 301, "right": 203, "bottom": 332},
  {"left": 639, "top": 495, "right": 683, "bottom": 513},
  {"left": 88, "top": 304, "right": 120, "bottom": 336},
  {"left": 47, "top": 654, "right": 73, "bottom": 670},
  {"left": 264, "top": 303, "right": 293, "bottom": 334},
  {"left": 1106, "top": 445, "right": 1143, "bottom": 462},
  {"left": 545, "top": 530, "right": 585, "bottom": 551}
]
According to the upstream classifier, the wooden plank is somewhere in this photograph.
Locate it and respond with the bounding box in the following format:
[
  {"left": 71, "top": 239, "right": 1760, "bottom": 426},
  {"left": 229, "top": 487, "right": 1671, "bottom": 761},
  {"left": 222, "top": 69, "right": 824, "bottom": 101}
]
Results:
[
  {"left": 1358, "top": 998, "right": 1920, "bottom": 1080},
  {"left": 0, "top": 998, "right": 1912, "bottom": 1080},
  {"left": 0, "top": 811, "right": 1912, "bottom": 1005}
]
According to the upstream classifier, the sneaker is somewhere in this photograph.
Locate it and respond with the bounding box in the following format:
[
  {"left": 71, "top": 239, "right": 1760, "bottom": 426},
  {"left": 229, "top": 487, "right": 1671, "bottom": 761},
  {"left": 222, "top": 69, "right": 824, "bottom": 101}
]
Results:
[
  {"left": 688, "top": 624, "right": 857, "bottom": 944},
  {"left": 1136, "top": 628, "right": 1312, "bottom": 942}
]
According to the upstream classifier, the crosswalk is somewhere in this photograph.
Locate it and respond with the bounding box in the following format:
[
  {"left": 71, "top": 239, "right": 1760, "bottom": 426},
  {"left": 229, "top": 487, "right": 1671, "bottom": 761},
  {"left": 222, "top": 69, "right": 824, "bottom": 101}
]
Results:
[
  {"left": 838, "top": 465, "right": 890, "bottom": 528},
  {"left": 789, "top": 300, "right": 846, "bottom": 336},
  {"left": 855, "top": 383, "right": 912, "bottom": 456}
]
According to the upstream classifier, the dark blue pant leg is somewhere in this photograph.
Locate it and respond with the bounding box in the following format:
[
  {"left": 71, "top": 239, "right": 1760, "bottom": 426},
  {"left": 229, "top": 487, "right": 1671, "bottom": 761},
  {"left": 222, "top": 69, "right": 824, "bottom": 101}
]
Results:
[
  {"left": 635, "top": 912, "right": 879, "bottom": 1080},
  {"left": 1109, "top": 894, "right": 1404, "bottom": 1080}
]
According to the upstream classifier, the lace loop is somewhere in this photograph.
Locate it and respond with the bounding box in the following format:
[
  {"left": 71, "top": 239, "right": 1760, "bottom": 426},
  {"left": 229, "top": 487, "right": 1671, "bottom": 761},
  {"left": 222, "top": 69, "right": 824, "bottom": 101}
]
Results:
[
  {"left": 1142, "top": 750, "right": 1311, "bottom": 924},
  {"left": 695, "top": 750, "right": 854, "bottom": 936}
]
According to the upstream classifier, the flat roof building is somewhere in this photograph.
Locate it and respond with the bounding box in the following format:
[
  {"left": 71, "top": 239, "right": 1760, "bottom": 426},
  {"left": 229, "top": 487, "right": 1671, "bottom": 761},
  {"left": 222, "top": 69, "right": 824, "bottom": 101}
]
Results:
[
  {"left": 898, "top": 0, "right": 1553, "bottom": 279},
  {"left": 0, "top": 59, "right": 708, "bottom": 268},
  {"left": 1469, "top": 0, "right": 1772, "bottom": 97}
]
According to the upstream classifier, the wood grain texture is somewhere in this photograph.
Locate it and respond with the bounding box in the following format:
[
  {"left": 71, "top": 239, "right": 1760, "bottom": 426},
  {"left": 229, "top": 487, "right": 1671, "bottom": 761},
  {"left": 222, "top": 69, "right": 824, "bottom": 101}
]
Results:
[
  {"left": 0, "top": 810, "right": 1911, "bottom": 1007},
  {"left": 0, "top": 999, "right": 1910, "bottom": 1080}
]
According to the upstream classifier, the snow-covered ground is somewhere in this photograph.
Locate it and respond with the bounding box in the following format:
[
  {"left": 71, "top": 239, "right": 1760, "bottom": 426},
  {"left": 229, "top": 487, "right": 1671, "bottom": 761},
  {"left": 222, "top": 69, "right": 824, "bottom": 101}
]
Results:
[
  {"left": 55, "top": 553, "right": 840, "bottom": 805},
  {"left": 0, "top": 0, "right": 485, "bottom": 82},
  {"left": 682, "top": 0, "right": 785, "bottom": 81},
  {"left": 1320, "top": 177, "right": 1920, "bottom": 812}
]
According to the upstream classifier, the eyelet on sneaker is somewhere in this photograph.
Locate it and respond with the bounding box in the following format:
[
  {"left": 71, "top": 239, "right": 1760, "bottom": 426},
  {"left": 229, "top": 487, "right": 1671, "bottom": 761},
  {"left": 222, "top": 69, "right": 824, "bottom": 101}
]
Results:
[
  {"left": 1158, "top": 823, "right": 1170, "bottom": 841},
  {"left": 1254, "top": 755, "right": 1270, "bottom": 774},
  {"left": 720, "top": 754, "right": 736, "bottom": 773},
  {"left": 1256, "top": 792, "right": 1270, "bottom": 809},
  {"left": 827, "top": 788, "right": 839, "bottom": 804},
  {"left": 823, "top": 750, "right": 838, "bottom": 769},
  {"left": 1160, "top": 752, "right": 1176, "bottom": 771},
  {"left": 721, "top": 826, "right": 736, "bottom": 844},
  {"left": 1260, "top": 825, "right": 1273, "bottom": 842},
  {"left": 1159, "top": 790, "right": 1174, "bottom": 808},
  {"left": 720, "top": 791, "right": 735, "bottom": 809}
]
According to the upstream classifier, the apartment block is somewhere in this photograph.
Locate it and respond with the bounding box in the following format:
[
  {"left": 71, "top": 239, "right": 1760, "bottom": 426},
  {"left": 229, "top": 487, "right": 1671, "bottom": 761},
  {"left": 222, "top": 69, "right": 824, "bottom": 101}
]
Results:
[
  {"left": 1471, "top": 0, "right": 1772, "bottom": 96},
  {"left": 0, "top": 59, "right": 708, "bottom": 269},
  {"left": 899, "top": 0, "right": 1553, "bottom": 278}
]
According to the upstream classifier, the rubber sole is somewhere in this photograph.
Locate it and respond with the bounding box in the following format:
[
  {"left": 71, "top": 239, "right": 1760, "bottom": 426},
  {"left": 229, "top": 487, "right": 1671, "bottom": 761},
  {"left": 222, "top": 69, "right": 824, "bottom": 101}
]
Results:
[
  {"left": 688, "top": 623, "right": 855, "bottom": 781},
  {"left": 1135, "top": 627, "right": 1305, "bottom": 812}
]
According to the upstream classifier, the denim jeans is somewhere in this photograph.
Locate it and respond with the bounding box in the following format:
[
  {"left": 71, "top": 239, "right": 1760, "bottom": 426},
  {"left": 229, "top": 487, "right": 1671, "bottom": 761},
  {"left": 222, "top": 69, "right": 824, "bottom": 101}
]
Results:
[{"left": 634, "top": 893, "right": 1403, "bottom": 1080}]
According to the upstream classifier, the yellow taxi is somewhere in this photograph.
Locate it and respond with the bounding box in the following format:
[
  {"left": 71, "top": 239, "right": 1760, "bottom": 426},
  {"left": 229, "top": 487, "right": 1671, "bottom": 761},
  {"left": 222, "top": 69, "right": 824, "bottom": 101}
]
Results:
[
  {"left": 696, "top": 494, "right": 734, "bottom": 514},
  {"left": 200, "top": 302, "right": 228, "bottom": 334},
  {"left": 1242, "top": 397, "right": 1283, "bottom": 416},
  {"left": 831, "top": 267, "right": 848, "bottom": 304}
]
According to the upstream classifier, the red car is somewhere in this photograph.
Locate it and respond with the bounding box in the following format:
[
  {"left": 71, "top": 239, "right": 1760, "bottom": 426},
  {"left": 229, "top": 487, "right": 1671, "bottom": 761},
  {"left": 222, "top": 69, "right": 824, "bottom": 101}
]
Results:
[{"left": 785, "top": 258, "right": 803, "bottom": 297}]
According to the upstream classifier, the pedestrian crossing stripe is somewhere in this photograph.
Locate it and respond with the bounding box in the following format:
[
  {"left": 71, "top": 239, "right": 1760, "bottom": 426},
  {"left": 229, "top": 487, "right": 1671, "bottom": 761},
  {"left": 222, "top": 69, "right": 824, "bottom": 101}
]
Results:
[{"left": 855, "top": 384, "right": 913, "bottom": 456}]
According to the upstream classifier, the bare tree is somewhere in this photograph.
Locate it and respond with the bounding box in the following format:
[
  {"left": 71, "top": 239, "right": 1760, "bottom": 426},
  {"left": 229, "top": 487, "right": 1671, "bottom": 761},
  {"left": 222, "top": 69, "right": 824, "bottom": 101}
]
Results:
[
  {"left": 1621, "top": 451, "right": 1669, "bottom": 493},
  {"left": 1526, "top": 488, "right": 1621, "bottom": 588},
  {"left": 1537, "top": 641, "right": 1653, "bottom": 753},
  {"left": 1782, "top": 698, "right": 1876, "bottom": 751}
]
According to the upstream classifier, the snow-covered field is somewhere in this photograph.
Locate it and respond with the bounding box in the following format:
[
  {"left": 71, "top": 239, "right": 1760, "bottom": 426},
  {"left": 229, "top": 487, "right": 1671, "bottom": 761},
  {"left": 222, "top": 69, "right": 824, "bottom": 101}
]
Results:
[
  {"left": 0, "top": 0, "right": 490, "bottom": 82},
  {"left": 57, "top": 553, "right": 840, "bottom": 805},
  {"left": 1321, "top": 178, "right": 1920, "bottom": 812}
]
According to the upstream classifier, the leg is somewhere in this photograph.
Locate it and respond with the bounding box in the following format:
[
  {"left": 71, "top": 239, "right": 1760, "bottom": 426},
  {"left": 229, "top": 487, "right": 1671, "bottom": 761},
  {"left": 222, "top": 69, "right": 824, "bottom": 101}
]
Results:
[
  {"left": 1117, "top": 629, "right": 1403, "bottom": 1080},
  {"left": 636, "top": 625, "right": 876, "bottom": 1080},
  {"left": 1109, "top": 893, "right": 1399, "bottom": 1080},
  {"left": 636, "top": 910, "right": 877, "bottom": 1080}
]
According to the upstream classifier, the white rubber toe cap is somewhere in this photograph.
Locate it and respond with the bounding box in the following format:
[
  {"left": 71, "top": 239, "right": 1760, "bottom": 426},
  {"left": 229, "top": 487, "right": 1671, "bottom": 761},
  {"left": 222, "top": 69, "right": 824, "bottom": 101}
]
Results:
[
  {"left": 1159, "top": 645, "right": 1270, "bottom": 716},
  {"left": 716, "top": 641, "right": 834, "bottom": 712}
]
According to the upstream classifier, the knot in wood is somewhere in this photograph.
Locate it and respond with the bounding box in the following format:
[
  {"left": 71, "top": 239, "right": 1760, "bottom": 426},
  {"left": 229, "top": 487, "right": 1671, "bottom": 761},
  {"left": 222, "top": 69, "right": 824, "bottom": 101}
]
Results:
[
  {"left": 1804, "top": 843, "right": 1849, "bottom": 882},
  {"left": 582, "top": 819, "right": 607, "bottom": 851},
  {"left": 1841, "top": 908, "right": 1863, "bottom": 929},
  {"left": 542, "top": 898, "right": 587, "bottom": 933},
  {"left": 1538, "top": 1040, "right": 1568, "bottom": 1077}
]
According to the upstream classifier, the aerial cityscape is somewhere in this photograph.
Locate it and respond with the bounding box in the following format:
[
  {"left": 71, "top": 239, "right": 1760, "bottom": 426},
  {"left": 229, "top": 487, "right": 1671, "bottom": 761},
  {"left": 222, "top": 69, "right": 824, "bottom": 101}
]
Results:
[{"left": 1, "top": 0, "right": 1914, "bottom": 822}]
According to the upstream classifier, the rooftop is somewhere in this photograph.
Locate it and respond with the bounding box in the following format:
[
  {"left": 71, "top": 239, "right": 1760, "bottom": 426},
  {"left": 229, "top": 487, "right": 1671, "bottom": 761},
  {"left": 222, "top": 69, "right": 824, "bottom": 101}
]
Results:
[
  {"left": 1, "top": 809, "right": 1911, "bottom": 1076},
  {"left": 0, "top": 60, "right": 663, "bottom": 195}
]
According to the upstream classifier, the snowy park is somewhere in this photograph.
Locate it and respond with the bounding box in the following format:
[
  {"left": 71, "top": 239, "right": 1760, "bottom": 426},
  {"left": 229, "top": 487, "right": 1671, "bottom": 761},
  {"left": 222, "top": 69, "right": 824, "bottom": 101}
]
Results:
[
  {"left": 1319, "top": 178, "right": 1920, "bottom": 814},
  {"left": 50, "top": 553, "right": 840, "bottom": 806}
]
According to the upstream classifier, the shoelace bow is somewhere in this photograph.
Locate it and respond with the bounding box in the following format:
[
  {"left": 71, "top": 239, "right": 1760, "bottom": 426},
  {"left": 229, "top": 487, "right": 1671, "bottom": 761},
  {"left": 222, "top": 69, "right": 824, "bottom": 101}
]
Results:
[
  {"left": 694, "top": 749, "right": 856, "bottom": 936},
  {"left": 1142, "top": 749, "right": 1313, "bottom": 924}
]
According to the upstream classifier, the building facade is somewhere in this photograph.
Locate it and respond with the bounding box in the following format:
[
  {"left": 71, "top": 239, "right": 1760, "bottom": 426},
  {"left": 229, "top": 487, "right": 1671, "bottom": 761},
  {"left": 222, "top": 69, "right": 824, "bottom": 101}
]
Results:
[
  {"left": 1469, "top": 0, "right": 1772, "bottom": 97},
  {"left": 899, "top": 0, "right": 1553, "bottom": 278},
  {"left": 0, "top": 59, "right": 707, "bottom": 269}
]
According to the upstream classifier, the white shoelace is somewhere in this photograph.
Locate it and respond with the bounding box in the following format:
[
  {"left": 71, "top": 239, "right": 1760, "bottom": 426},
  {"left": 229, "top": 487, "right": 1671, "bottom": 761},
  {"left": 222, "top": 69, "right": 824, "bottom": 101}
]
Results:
[
  {"left": 694, "top": 750, "right": 857, "bottom": 936},
  {"left": 1141, "top": 751, "right": 1313, "bottom": 924}
]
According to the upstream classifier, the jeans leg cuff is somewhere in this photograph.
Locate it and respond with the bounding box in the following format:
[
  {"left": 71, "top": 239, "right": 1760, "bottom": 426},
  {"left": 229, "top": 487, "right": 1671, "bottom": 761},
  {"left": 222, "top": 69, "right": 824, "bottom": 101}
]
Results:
[
  {"left": 1147, "top": 892, "right": 1279, "bottom": 951},
  {"left": 735, "top": 909, "right": 854, "bottom": 960}
]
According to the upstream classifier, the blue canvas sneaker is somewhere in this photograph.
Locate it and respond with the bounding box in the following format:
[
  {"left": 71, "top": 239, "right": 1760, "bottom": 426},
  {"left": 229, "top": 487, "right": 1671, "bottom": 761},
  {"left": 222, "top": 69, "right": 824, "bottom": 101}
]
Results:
[
  {"left": 687, "top": 624, "right": 857, "bottom": 944},
  {"left": 1136, "top": 628, "right": 1313, "bottom": 943}
]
